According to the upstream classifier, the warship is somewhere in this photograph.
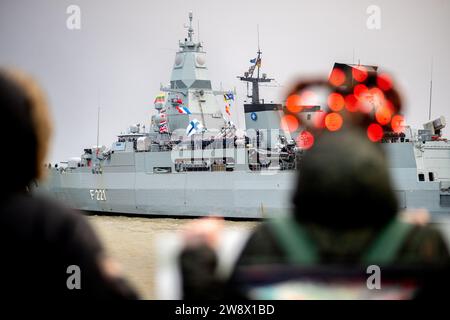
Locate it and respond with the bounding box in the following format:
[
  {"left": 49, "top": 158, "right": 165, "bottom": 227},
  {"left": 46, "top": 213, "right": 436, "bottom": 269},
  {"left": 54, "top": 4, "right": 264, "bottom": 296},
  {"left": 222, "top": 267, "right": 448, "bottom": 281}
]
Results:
[{"left": 38, "top": 13, "right": 450, "bottom": 218}]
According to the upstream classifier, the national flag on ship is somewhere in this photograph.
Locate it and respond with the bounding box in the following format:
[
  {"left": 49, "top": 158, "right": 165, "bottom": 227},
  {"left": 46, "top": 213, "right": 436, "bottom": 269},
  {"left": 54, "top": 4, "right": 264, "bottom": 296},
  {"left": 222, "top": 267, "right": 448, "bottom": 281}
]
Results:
[
  {"left": 186, "top": 119, "right": 203, "bottom": 137},
  {"left": 159, "top": 124, "right": 168, "bottom": 133},
  {"left": 175, "top": 105, "right": 192, "bottom": 114},
  {"left": 250, "top": 57, "right": 261, "bottom": 67},
  {"left": 154, "top": 92, "right": 166, "bottom": 104},
  {"left": 171, "top": 97, "right": 183, "bottom": 105}
]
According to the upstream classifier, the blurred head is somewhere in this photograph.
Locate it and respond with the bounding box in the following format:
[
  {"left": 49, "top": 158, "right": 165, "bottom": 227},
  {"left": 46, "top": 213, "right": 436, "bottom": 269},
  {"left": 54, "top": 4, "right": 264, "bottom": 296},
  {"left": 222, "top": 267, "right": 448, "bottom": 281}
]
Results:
[
  {"left": 292, "top": 128, "right": 398, "bottom": 229},
  {"left": 0, "top": 69, "right": 52, "bottom": 193},
  {"left": 284, "top": 68, "right": 403, "bottom": 228}
]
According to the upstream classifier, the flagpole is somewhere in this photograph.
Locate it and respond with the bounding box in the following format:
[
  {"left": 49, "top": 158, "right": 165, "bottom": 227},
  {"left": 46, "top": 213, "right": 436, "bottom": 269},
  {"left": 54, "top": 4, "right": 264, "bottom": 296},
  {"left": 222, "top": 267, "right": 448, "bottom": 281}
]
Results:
[
  {"left": 96, "top": 105, "right": 100, "bottom": 159},
  {"left": 96, "top": 88, "right": 100, "bottom": 160},
  {"left": 257, "top": 24, "right": 260, "bottom": 52},
  {"left": 197, "top": 19, "right": 200, "bottom": 43},
  {"left": 257, "top": 24, "right": 261, "bottom": 81}
]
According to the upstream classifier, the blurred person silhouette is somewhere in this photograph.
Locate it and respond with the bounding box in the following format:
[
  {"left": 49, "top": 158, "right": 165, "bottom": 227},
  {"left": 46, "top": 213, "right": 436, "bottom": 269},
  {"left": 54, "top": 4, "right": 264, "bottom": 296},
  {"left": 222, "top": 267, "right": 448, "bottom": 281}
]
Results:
[
  {"left": 179, "top": 70, "right": 450, "bottom": 300},
  {"left": 0, "top": 69, "right": 137, "bottom": 299}
]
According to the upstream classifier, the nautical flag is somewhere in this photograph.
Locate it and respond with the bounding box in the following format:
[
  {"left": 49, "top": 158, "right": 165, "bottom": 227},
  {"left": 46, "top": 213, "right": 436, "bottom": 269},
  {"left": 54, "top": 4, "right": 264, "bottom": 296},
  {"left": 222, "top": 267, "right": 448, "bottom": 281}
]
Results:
[
  {"left": 250, "top": 58, "right": 257, "bottom": 64},
  {"left": 256, "top": 58, "right": 261, "bottom": 67},
  {"left": 224, "top": 92, "right": 234, "bottom": 101},
  {"left": 159, "top": 123, "right": 168, "bottom": 133},
  {"left": 223, "top": 92, "right": 234, "bottom": 116},
  {"left": 223, "top": 92, "right": 233, "bottom": 115},
  {"left": 182, "top": 106, "right": 192, "bottom": 114},
  {"left": 159, "top": 119, "right": 168, "bottom": 133},
  {"left": 154, "top": 92, "right": 165, "bottom": 104},
  {"left": 171, "top": 97, "right": 184, "bottom": 105},
  {"left": 176, "top": 105, "right": 192, "bottom": 114},
  {"left": 186, "top": 119, "right": 203, "bottom": 137}
]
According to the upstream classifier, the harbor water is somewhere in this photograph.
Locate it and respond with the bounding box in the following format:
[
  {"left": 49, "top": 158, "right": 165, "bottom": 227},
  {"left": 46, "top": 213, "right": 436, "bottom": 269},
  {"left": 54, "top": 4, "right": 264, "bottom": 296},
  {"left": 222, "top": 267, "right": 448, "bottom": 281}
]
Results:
[{"left": 88, "top": 215, "right": 259, "bottom": 299}]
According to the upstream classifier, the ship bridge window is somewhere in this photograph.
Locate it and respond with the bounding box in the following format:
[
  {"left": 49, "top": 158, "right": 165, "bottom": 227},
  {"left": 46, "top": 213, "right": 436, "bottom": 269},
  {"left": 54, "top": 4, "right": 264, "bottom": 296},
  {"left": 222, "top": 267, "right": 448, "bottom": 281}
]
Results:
[
  {"left": 418, "top": 173, "right": 425, "bottom": 182},
  {"left": 429, "top": 172, "right": 434, "bottom": 181}
]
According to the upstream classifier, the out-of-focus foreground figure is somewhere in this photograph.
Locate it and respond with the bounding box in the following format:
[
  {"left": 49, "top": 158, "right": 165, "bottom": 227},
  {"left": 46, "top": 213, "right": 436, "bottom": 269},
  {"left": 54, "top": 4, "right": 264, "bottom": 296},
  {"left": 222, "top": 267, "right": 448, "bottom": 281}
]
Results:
[
  {"left": 179, "top": 71, "right": 450, "bottom": 300},
  {"left": 0, "top": 69, "right": 137, "bottom": 299}
]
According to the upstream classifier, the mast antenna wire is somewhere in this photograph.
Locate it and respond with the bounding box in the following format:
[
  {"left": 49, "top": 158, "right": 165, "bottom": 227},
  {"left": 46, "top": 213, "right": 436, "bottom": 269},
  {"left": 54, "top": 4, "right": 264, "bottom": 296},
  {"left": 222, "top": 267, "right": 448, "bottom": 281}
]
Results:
[
  {"left": 188, "top": 11, "right": 193, "bottom": 42},
  {"left": 428, "top": 56, "right": 434, "bottom": 121},
  {"left": 256, "top": 24, "right": 261, "bottom": 81},
  {"left": 257, "top": 24, "right": 260, "bottom": 52}
]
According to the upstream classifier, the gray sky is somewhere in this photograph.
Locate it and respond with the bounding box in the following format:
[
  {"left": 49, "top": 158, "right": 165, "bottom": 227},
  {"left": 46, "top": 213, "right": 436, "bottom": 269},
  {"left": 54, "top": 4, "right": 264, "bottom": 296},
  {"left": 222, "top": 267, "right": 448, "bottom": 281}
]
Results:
[{"left": 1, "top": 0, "right": 449, "bottom": 163}]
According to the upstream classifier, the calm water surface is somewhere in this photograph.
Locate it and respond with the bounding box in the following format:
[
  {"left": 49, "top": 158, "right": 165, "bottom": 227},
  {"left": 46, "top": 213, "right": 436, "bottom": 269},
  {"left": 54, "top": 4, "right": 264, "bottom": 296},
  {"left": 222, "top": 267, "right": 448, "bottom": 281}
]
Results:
[{"left": 88, "top": 215, "right": 259, "bottom": 299}]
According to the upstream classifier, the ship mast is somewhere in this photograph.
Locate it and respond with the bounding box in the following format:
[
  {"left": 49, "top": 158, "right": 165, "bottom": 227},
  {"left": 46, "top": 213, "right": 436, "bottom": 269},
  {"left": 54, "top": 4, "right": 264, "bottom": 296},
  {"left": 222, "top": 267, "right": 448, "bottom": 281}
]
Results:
[
  {"left": 187, "top": 11, "right": 194, "bottom": 42},
  {"left": 96, "top": 106, "right": 100, "bottom": 158},
  {"left": 187, "top": 11, "right": 206, "bottom": 128},
  {"left": 238, "top": 26, "right": 273, "bottom": 104},
  {"left": 428, "top": 57, "right": 434, "bottom": 121}
]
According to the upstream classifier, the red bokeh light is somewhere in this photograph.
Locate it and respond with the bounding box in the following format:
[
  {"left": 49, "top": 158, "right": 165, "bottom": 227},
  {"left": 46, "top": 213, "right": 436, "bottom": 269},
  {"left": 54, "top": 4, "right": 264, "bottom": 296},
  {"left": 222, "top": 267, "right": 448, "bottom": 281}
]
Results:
[
  {"left": 367, "top": 123, "right": 384, "bottom": 142},
  {"left": 325, "top": 112, "right": 343, "bottom": 132},
  {"left": 352, "top": 66, "right": 368, "bottom": 82},
  {"left": 386, "top": 100, "right": 395, "bottom": 113},
  {"left": 313, "top": 111, "right": 326, "bottom": 129},
  {"left": 368, "top": 87, "right": 385, "bottom": 101},
  {"left": 375, "top": 105, "right": 393, "bottom": 125},
  {"left": 327, "top": 93, "right": 345, "bottom": 112},
  {"left": 391, "top": 114, "right": 405, "bottom": 133},
  {"left": 329, "top": 68, "right": 346, "bottom": 87},
  {"left": 344, "top": 94, "right": 358, "bottom": 112},
  {"left": 286, "top": 94, "right": 303, "bottom": 113},
  {"left": 296, "top": 130, "right": 315, "bottom": 150},
  {"left": 280, "top": 114, "right": 299, "bottom": 132},
  {"left": 354, "top": 84, "right": 368, "bottom": 98},
  {"left": 377, "top": 73, "right": 393, "bottom": 91}
]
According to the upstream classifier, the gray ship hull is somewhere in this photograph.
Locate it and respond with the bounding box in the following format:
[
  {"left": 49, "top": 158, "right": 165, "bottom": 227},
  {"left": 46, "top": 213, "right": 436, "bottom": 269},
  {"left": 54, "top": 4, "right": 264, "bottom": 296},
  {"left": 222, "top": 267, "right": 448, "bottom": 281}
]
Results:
[
  {"left": 42, "top": 170, "right": 295, "bottom": 219},
  {"left": 39, "top": 142, "right": 450, "bottom": 218}
]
